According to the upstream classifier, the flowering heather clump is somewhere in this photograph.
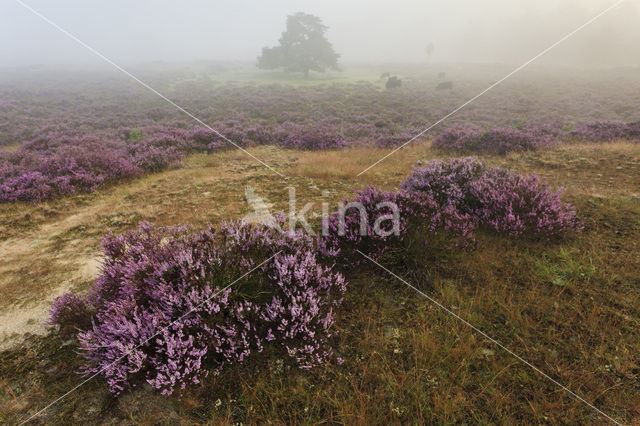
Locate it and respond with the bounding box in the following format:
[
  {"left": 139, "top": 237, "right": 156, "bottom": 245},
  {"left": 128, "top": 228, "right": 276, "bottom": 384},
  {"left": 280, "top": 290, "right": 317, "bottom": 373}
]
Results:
[
  {"left": 431, "top": 124, "right": 480, "bottom": 153},
  {"left": 433, "top": 126, "right": 553, "bottom": 155},
  {"left": 319, "top": 156, "right": 577, "bottom": 267},
  {"left": 189, "top": 128, "right": 228, "bottom": 152},
  {"left": 277, "top": 123, "right": 346, "bottom": 150},
  {"left": 0, "top": 130, "right": 193, "bottom": 203},
  {"left": 46, "top": 292, "right": 92, "bottom": 330},
  {"left": 319, "top": 186, "right": 475, "bottom": 266},
  {"left": 373, "top": 127, "right": 422, "bottom": 148},
  {"left": 48, "top": 221, "right": 345, "bottom": 395},
  {"left": 400, "top": 157, "right": 484, "bottom": 209},
  {"left": 570, "top": 120, "right": 640, "bottom": 141},
  {"left": 402, "top": 158, "right": 581, "bottom": 238},
  {"left": 0, "top": 134, "right": 143, "bottom": 202},
  {"left": 468, "top": 167, "right": 583, "bottom": 237}
]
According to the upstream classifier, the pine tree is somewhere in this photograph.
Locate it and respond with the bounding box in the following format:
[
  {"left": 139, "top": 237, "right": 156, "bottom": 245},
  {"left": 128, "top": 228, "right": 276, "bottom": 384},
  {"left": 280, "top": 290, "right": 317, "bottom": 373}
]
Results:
[{"left": 258, "top": 13, "right": 340, "bottom": 77}]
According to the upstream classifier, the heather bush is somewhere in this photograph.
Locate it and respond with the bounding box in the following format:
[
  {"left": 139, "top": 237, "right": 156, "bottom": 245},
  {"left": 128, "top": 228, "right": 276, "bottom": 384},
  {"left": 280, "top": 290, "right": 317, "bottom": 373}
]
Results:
[
  {"left": 0, "top": 171, "right": 53, "bottom": 202},
  {"left": 189, "top": 127, "right": 228, "bottom": 152},
  {"left": 373, "top": 127, "right": 422, "bottom": 148},
  {"left": 46, "top": 292, "right": 92, "bottom": 330},
  {"left": 400, "top": 157, "right": 484, "bottom": 209},
  {"left": 0, "top": 131, "right": 187, "bottom": 202},
  {"left": 277, "top": 123, "right": 346, "bottom": 150},
  {"left": 431, "top": 125, "right": 480, "bottom": 153},
  {"left": 319, "top": 157, "right": 579, "bottom": 267},
  {"left": 570, "top": 120, "right": 640, "bottom": 141},
  {"left": 402, "top": 158, "right": 582, "bottom": 238},
  {"left": 319, "top": 186, "right": 475, "bottom": 266},
  {"left": 0, "top": 133, "right": 146, "bottom": 202},
  {"left": 49, "top": 220, "right": 345, "bottom": 396},
  {"left": 433, "top": 126, "right": 553, "bottom": 155},
  {"left": 468, "top": 167, "right": 582, "bottom": 237},
  {"left": 374, "top": 134, "right": 407, "bottom": 148}
]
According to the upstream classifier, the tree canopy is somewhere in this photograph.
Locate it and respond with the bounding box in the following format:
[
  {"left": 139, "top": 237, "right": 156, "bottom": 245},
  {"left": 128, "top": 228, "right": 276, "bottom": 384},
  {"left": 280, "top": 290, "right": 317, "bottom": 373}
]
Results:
[{"left": 257, "top": 12, "right": 340, "bottom": 76}]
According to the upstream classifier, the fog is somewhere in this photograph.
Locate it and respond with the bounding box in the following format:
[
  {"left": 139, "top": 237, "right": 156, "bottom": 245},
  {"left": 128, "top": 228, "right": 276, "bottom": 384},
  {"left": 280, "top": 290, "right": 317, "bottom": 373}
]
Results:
[{"left": 1, "top": 0, "right": 639, "bottom": 68}]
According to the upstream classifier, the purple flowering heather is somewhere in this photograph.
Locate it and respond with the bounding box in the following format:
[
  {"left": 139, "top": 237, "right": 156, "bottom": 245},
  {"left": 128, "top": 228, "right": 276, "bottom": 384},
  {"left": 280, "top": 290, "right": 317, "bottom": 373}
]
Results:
[
  {"left": 468, "top": 167, "right": 583, "bottom": 237},
  {"left": 570, "top": 120, "right": 640, "bottom": 141},
  {"left": 319, "top": 186, "right": 475, "bottom": 266},
  {"left": 400, "top": 157, "right": 485, "bottom": 209},
  {"left": 0, "top": 121, "right": 350, "bottom": 203},
  {"left": 49, "top": 220, "right": 345, "bottom": 395},
  {"left": 46, "top": 292, "right": 92, "bottom": 330},
  {"left": 433, "top": 126, "right": 553, "bottom": 155},
  {"left": 402, "top": 158, "right": 582, "bottom": 238},
  {"left": 276, "top": 123, "right": 346, "bottom": 150}
]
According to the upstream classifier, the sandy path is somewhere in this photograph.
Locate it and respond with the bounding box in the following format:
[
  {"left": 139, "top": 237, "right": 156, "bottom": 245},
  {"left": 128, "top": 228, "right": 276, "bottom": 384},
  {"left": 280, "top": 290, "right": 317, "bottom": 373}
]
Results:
[{"left": 0, "top": 204, "right": 105, "bottom": 350}]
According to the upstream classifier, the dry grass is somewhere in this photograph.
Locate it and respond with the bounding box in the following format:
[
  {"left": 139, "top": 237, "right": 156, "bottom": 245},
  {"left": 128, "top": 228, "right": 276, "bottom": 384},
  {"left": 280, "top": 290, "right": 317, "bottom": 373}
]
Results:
[
  {"left": 1, "top": 141, "right": 639, "bottom": 424},
  {"left": 286, "top": 141, "right": 435, "bottom": 185}
]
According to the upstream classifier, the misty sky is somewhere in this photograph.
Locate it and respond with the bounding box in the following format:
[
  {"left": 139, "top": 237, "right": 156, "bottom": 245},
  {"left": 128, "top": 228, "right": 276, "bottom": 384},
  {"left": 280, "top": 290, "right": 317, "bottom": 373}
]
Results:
[{"left": 1, "top": 0, "right": 639, "bottom": 68}]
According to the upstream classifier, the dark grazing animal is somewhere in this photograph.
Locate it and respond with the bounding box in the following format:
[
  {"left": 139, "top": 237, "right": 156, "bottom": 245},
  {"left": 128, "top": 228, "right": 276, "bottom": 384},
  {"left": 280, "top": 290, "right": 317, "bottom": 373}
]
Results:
[
  {"left": 436, "top": 81, "right": 453, "bottom": 91},
  {"left": 386, "top": 76, "right": 402, "bottom": 89}
]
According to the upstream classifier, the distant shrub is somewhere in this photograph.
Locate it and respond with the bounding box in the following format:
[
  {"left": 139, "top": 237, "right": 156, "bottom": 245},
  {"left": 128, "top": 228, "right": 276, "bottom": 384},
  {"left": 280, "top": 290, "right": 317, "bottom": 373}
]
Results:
[
  {"left": 385, "top": 76, "right": 402, "bottom": 90},
  {"left": 570, "top": 120, "right": 640, "bottom": 141},
  {"left": 128, "top": 128, "right": 143, "bottom": 142},
  {"left": 433, "top": 126, "right": 553, "bottom": 155},
  {"left": 190, "top": 127, "right": 228, "bottom": 152},
  {"left": 373, "top": 127, "right": 422, "bottom": 148},
  {"left": 435, "top": 81, "right": 453, "bottom": 91},
  {"left": 49, "top": 220, "right": 345, "bottom": 396},
  {"left": 277, "top": 123, "right": 346, "bottom": 150},
  {"left": 374, "top": 134, "right": 408, "bottom": 148}
]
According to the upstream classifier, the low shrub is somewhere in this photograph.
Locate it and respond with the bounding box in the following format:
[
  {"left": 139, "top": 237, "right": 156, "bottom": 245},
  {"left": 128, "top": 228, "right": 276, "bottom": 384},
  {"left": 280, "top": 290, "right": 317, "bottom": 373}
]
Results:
[
  {"left": 320, "top": 157, "right": 579, "bottom": 267},
  {"left": 400, "top": 157, "right": 484, "bottom": 209},
  {"left": 49, "top": 220, "right": 345, "bottom": 396},
  {"left": 46, "top": 292, "right": 92, "bottom": 330},
  {"left": 433, "top": 126, "right": 553, "bottom": 155},
  {"left": 468, "top": 167, "right": 582, "bottom": 237},
  {"left": 570, "top": 120, "right": 640, "bottom": 141},
  {"left": 318, "top": 186, "right": 475, "bottom": 267},
  {"left": 373, "top": 127, "right": 422, "bottom": 148},
  {"left": 402, "top": 158, "right": 582, "bottom": 238},
  {"left": 277, "top": 123, "right": 346, "bottom": 150},
  {"left": 0, "top": 134, "right": 144, "bottom": 202}
]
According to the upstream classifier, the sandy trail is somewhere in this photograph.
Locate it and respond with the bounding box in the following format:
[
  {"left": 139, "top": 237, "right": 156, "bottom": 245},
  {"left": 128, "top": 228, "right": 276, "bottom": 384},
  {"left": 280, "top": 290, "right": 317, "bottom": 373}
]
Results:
[{"left": 0, "top": 205, "right": 105, "bottom": 350}]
